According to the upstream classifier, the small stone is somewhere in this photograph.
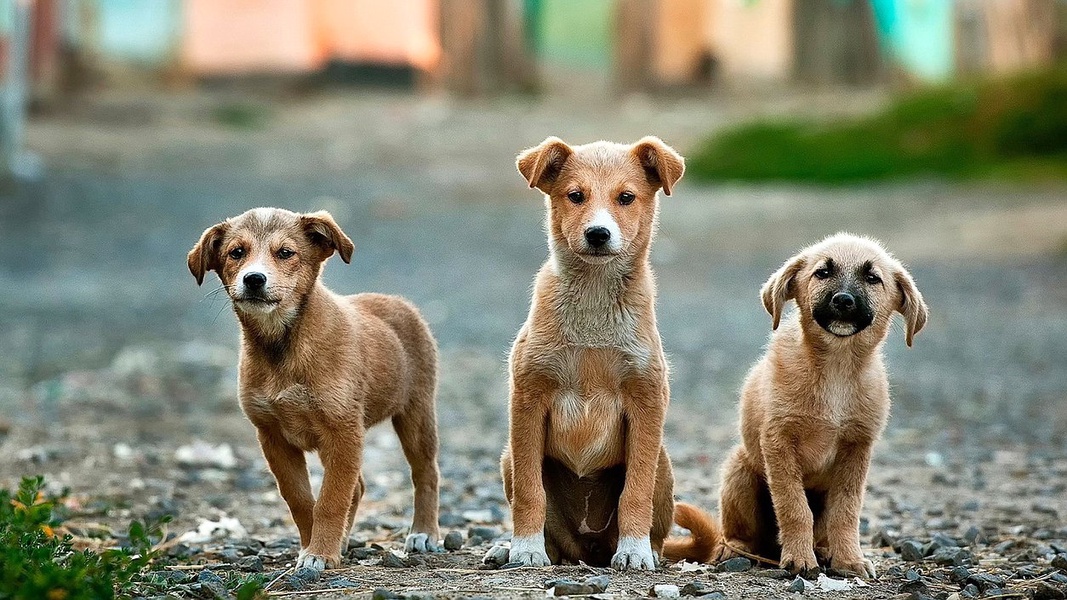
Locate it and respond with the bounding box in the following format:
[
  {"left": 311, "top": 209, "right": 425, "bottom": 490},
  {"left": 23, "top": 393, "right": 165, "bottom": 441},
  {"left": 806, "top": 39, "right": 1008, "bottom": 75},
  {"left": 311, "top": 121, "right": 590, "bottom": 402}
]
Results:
[
  {"left": 1035, "top": 582, "right": 1067, "bottom": 600},
  {"left": 1053, "top": 573, "right": 1067, "bottom": 585},
  {"left": 1033, "top": 504, "right": 1059, "bottom": 518},
  {"left": 904, "top": 569, "right": 921, "bottom": 581},
  {"left": 439, "top": 513, "right": 466, "bottom": 527},
  {"left": 468, "top": 526, "right": 500, "bottom": 541},
  {"left": 949, "top": 566, "right": 970, "bottom": 583},
  {"left": 757, "top": 569, "right": 792, "bottom": 580},
  {"left": 884, "top": 565, "right": 905, "bottom": 578},
  {"left": 872, "top": 528, "right": 899, "bottom": 548},
  {"left": 697, "top": 593, "right": 726, "bottom": 600},
  {"left": 898, "top": 579, "right": 929, "bottom": 596},
  {"left": 962, "top": 525, "right": 985, "bottom": 546},
  {"left": 197, "top": 570, "right": 227, "bottom": 599},
  {"left": 326, "top": 577, "right": 360, "bottom": 589},
  {"left": 585, "top": 575, "right": 610, "bottom": 593},
  {"left": 961, "top": 583, "right": 979, "bottom": 598},
  {"left": 444, "top": 530, "right": 464, "bottom": 551},
  {"left": 291, "top": 567, "right": 321, "bottom": 583},
  {"left": 787, "top": 577, "right": 806, "bottom": 592},
  {"left": 348, "top": 546, "right": 379, "bottom": 560},
  {"left": 1053, "top": 554, "right": 1067, "bottom": 570},
  {"left": 237, "top": 555, "right": 264, "bottom": 572},
  {"left": 155, "top": 570, "right": 192, "bottom": 585},
  {"left": 680, "top": 581, "right": 710, "bottom": 596},
  {"left": 993, "top": 540, "right": 1016, "bottom": 555},
  {"left": 899, "top": 540, "right": 925, "bottom": 562},
  {"left": 219, "top": 547, "right": 240, "bottom": 562},
  {"left": 931, "top": 546, "right": 972, "bottom": 566},
  {"left": 372, "top": 590, "right": 403, "bottom": 600},
  {"left": 549, "top": 580, "right": 595, "bottom": 596},
  {"left": 967, "top": 572, "right": 1005, "bottom": 591},
  {"left": 718, "top": 556, "right": 753, "bottom": 572},
  {"left": 651, "top": 584, "right": 681, "bottom": 599},
  {"left": 380, "top": 551, "right": 407, "bottom": 568}
]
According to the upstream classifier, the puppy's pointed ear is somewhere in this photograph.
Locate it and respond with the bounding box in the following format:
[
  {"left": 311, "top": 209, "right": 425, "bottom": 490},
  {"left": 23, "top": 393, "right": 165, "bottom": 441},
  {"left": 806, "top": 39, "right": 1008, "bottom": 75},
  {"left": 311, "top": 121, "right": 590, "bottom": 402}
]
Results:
[
  {"left": 300, "top": 211, "right": 354, "bottom": 264},
  {"left": 632, "top": 136, "right": 685, "bottom": 196},
  {"left": 517, "top": 137, "right": 573, "bottom": 192},
  {"left": 761, "top": 254, "right": 806, "bottom": 330},
  {"left": 894, "top": 266, "right": 928, "bottom": 347},
  {"left": 187, "top": 222, "right": 229, "bottom": 286}
]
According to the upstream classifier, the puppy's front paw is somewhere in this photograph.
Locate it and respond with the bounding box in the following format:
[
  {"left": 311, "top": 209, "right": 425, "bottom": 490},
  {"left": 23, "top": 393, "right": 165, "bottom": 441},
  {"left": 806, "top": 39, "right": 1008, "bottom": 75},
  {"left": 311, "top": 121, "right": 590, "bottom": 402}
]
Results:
[
  {"left": 296, "top": 549, "right": 340, "bottom": 572},
  {"left": 830, "top": 555, "right": 876, "bottom": 579},
  {"left": 611, "top": 536, "right": 657, "bottom": 571},
  {"left": 779, "top": 548, "right": 820, "bottom": 578},
  {"left": 505, "top": 533, "right": 551, "bottom": 567},
  {"left": 405, "top": 532, "right": 441, "bottom": 554}
]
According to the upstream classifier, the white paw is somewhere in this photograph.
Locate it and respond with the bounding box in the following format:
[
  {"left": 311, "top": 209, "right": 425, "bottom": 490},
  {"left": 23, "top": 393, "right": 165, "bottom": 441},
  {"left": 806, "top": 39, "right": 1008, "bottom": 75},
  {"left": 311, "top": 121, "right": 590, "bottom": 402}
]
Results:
[
  {"left": 295, "top": 549, "right": 337, "bottom": 571},
  {"left": 405, "top": 532, "right": 440, "bottom": 553},
  {"left": 482, "top": 544, "right": 511, "bottom": 566},
  {"left": 504, "top": 532, "right": 551, "bottom": 567},
  {"left": 611, "top": 535, "right": 657, "bottom": 571}
]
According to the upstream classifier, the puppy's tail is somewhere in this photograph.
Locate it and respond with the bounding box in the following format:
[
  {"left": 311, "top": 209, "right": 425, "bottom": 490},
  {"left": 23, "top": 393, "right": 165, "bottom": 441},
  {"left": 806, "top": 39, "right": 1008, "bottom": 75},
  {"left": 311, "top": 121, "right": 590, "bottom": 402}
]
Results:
[{"left": 662, "top": 502, "right": 721, "bottom": 564}]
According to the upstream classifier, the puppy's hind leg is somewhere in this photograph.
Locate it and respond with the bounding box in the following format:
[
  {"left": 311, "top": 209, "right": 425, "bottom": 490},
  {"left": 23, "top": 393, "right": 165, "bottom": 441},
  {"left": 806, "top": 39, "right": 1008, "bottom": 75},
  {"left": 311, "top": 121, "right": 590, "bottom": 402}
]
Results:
[
  {"left": 718, "top": 446, "right": 769, "bottom": 563},
  {"left": 392, "top": 392, "right": 442, "bottom": 553},
  {"left": 341, "top": 473, "right": 366, "bottom": 553}
]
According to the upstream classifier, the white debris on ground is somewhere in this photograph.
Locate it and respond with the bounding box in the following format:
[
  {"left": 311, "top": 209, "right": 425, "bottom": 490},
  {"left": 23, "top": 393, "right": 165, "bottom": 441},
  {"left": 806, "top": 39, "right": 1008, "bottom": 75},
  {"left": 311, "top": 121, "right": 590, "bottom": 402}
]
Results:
[
  {"left": 179, "top": 516, "right": 248, "bottom": 543},
  {"left": 175, "top": 440, "right": 237, "bottom": 469}
]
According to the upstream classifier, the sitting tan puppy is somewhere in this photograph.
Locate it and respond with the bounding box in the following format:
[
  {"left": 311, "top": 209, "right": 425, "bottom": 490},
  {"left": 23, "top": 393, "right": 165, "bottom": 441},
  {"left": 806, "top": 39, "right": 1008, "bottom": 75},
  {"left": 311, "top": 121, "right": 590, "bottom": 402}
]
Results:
[
  {"left": 484, "top": 137, "right": 684, "bottom": 571},
  {"left": 665, "top": 233, "right": 927, "bottom": 578},
  {"left": 187, "top": 208, "right": 441, "bottom": 571}
]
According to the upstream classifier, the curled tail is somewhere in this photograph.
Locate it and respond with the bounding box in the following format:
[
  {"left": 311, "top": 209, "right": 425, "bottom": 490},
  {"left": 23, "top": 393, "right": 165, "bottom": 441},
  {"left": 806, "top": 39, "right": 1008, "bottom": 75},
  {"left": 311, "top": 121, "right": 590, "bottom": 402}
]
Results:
[{"left": 662, "top": 502, "right": 721, "bottom": 563}]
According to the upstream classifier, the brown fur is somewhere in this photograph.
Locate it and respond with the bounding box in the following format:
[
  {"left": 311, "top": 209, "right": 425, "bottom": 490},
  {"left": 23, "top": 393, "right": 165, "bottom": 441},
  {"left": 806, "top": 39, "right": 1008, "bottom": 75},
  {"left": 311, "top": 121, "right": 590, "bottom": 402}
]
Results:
[
  {"left": 489, "top": 137, "right": 684, "bottom": 570},
  {"left": 187, "top": 208, "right": 441, "bottom": 571},
  {"left": 666, "top": 233, "right": 928, "bottom": 578}
]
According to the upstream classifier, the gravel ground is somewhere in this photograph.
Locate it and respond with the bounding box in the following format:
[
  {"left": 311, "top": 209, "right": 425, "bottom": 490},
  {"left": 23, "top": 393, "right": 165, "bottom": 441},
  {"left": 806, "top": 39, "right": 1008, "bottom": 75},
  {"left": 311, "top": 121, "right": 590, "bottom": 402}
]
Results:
[{"left": 1, "top": 88, "right": 1066, "bottom": 599}]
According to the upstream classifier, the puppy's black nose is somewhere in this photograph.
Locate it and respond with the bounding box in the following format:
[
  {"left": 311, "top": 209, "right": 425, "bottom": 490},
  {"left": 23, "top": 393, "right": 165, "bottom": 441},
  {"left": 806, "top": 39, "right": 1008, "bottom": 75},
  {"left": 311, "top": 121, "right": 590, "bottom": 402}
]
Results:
[
  {"left": 831, "top": 292, "right": 855, "bottom": 311},
  {"left": 243, "top": 272, "right": 267, "bottom": 290},
  {"left": 585, "top": 226, "right": 611, "bottom": 248}
]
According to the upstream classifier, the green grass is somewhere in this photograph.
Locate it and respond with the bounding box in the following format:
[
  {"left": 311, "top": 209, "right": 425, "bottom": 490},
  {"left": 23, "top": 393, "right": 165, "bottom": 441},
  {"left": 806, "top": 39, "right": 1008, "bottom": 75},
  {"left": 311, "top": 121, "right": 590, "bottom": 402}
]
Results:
[
  {"left": 688, "top": 66, "right": 1067, "bottom": 184},
  {"left": 0, "top": 476, "right": 264, "bottom": 599}
]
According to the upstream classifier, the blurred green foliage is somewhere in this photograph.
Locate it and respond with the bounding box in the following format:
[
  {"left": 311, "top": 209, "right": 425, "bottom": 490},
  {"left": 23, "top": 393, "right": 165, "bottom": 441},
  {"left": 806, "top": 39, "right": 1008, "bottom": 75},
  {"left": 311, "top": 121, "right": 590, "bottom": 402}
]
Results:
[{"left": 689, "top": 66, "right": 1067, "bottom": 183}]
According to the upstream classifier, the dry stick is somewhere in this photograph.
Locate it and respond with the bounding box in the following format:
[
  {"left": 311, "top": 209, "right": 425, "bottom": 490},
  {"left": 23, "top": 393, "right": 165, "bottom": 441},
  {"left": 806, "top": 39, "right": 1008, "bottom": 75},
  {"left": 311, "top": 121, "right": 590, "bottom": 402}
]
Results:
[
  {"left": 164, "top": 564, "right": 219, "bottom": 571},
  {"left": 267, "top": 588, "right": 368, "bottom": 597},
  {"left": 722, "top": 541, "right": 780, "bottom": 568},
  {"left": 264, "top": 566, "right": 295, "bottom": 591}
]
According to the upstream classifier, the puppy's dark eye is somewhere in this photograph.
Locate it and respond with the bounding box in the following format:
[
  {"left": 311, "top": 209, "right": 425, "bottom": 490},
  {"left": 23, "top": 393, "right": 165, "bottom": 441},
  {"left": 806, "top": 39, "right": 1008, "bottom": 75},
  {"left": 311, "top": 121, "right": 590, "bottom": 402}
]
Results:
[
  {"left": 567, "top": 190, "right": 584, "bottom": 204},
  {"left": 814, "top": 266, "right": 833, "bottom": 279},
  {"left": 865, "top": 273, "right": 882, "bottom": 285},
  {"left": 618, "top": 191, "right": 636, "bottom": 205},
  {"left": 276, "top": 248, "right": 295, "bottom": 260},
  {"left": 228, "top": 247, "right": 245, "bottom": 260}
]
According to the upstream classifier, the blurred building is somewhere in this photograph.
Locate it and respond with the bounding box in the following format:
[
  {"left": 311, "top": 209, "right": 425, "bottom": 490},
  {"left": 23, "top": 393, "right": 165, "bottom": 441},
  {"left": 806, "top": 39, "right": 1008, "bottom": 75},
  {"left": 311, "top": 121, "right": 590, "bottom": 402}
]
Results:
[{"left": 4, "top": 0, "right": 1067, "bottom": 99}]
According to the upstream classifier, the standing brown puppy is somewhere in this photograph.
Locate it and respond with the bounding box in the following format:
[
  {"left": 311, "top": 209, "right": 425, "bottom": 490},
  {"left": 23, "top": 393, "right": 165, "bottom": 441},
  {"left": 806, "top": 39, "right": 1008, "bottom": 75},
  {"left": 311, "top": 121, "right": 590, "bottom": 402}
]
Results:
[
  {"left": 664, "top": 233, "right": 928, "bottom": 578},
  {"left": 188, "top": 208, "right": 441, "bottom": 571},
  {"left": 484, "top": 137, "right": 684, "bottom": 570}
]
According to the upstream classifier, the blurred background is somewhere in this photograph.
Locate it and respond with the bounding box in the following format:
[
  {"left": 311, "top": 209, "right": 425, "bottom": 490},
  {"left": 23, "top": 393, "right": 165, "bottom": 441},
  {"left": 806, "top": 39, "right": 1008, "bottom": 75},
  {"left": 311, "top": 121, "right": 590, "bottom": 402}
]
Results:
[{"left": 1, "top": 0, "right": 1066, "bottom": 543}]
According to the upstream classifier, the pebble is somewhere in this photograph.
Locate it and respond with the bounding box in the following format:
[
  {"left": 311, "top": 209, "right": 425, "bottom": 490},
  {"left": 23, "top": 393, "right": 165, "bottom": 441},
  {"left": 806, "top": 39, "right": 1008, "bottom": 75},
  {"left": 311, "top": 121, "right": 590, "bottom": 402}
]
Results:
[
  {"left": 961, "top": 583, "right": 979, "bottom": 598},
  {"left": 717, "top": 556, "right": 753, "bottom": 572},
  {"left": 1053, "top": 554, "right": 1067, "bottom": 570},
  {"left": 197, "top": 570, "right": 228, "bottom": 599},
  {"left": 547, "top": 575, "right": 610, "bottom": 596},
  {"left": 949, "top": 566, "right": 970, "bottom": 582},
  {"left": 326, "top": 577, "right": 360, "bottom": 588},
  {"left": 1053, "top": 573, "right": 1067, "bottom": 585},
  {"left": 899, "top": 540, "right": 925, "bottom": 562},
  {"left": 348, "top": 546, "right": 379, "bottom": 560},
  {"left": 931, "top": 546, "right": 972, "bottom": 566},
  {"left": 904, "top": 568, "right": 921, "bottom": 581},
  {"left": 291, "top": 567, "right": 321, "bottom": 584},
  {"left": 468, "top": 526, "right": 500, "bottom": 541},
  {"left": 439, "top": 513, "right": 466, "bottom": 527},
  {"left": 651, "top": 584, "right": 680, "bottom": 598},
  {"left": 1035, "top": 582, "right": 1067, "bottom": 600},
  {"left": 871, "top": 528, "right": 899, "bottom": 548},
  {"left": 898, "top": 579, "right": 929, "bottom": 596},
  {"left": 237, "top": 555, "right": 263, "bottom": 572},
  {"left": 465, "top": 535, "right": 485, "bottom": 547},
  {"left": 219, "top": 547, "right": 240, "bottom": 562},
  {"left": 962, "top": 525, "right": 985, "bottom": 545},
  {"left": 380, "top": 551, "right": 407, "bottom": 568},
  {"left": 680, "top": 581, "right": 712, "bottom": 596},
  {"left": 585, "top": 575, "right": 610, "bottom": 593},
  {"left": 756, "top": 569, "right": 792, "bottom": 579},
  {"left": 966, "top": 572, "right": 1005, "bottom": 591},
  {"left": 443, "top": 530, "right": 464, "bottom": 551},
  {"left": 372, "top": 590, "right": 403, "bottom": 600},
  {"left": 787, "top": 577, "right": 806, "bottom": 592}
]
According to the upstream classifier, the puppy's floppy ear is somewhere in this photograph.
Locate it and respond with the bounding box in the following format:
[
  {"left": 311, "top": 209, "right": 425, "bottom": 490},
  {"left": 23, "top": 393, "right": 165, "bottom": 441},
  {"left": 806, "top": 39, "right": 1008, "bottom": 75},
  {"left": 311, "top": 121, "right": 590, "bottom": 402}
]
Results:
[
  {"left": 300, "top": 211, "right": 355, "bottom": 264},
  {"left": 187, "top": 222, "right": 229, "bottom": 286},
  {"left": 761, "top": 254, "right": 806, "bottom": 330},
  {"left": 517, "top": 137, "right": 573, "bottom": 192},
  {"left": 632, "top": 136, "right": 685, "bottom": 196},
  {"left": 894, "top": 266, "right": 928, "bottom": 347}
]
